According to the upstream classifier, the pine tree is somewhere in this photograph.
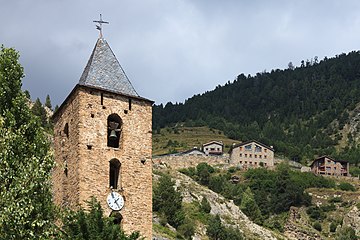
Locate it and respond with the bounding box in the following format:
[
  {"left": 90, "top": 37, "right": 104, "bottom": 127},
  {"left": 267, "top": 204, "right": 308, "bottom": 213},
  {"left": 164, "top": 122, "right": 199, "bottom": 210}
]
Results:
[
  {"left": 200, "top": 196, "right": 211, "bottom": 213},
  {"left": 0, "top": 46, "right": 56, "bottom": 239},
  {"left": 32, "top": 97, "right": 48, "bottom": 127},
  {"left": 240, "top": 187, "right": 262, "bottom": 223},
  {"left": 153, "top": 174, "right": 184, "bottom": 228},
  {"left": 45, "top": 94, "right": 52, "bottom": 110}
]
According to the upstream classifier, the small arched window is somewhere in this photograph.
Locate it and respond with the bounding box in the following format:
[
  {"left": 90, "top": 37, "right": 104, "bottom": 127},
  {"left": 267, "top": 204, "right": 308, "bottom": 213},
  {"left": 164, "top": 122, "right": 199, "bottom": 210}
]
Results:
[
  {"left": 107, "top": 114, "right": 122, "bottom": 148},
  {"left": 110, "top": 212, "right": 122, "bottom": 225},
  {"left": 109, "top": 159, "right": 121, "bottom": 189}
]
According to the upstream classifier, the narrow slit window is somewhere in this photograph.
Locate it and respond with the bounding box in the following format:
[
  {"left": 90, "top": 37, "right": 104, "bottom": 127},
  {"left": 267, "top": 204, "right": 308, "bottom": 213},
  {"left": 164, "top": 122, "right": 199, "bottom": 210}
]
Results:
[
  {"left": 101, "top": 93, "right": 104, "bottom": 105},
  {"left": 109, "top": 159, "right": 121, "bottom": 189},
  {"left": 128, "top": 98, "right": 132, "bottom": 111},
  {"left": 64, "top": 123, "right": 69, "bottom": 138}
]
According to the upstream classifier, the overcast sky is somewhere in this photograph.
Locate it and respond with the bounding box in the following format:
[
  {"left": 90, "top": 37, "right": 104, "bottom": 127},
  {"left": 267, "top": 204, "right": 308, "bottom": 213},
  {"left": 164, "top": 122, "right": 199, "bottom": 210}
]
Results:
[{"left": 2, "top": 0, "right": 360, "bottom": 106}]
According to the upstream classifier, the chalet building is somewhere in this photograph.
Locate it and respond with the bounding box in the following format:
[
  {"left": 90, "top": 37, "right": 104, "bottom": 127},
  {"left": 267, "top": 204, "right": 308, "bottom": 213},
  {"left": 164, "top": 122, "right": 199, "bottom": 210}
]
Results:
[
  {"left": 229, "top": 140, "right": 274, "bottom": 168},
  {"left": 202, "top": 141, "right": 224, "bottom": 155},
  {"left": 310, "top": 156, "right": 349, "bottom": 176}
]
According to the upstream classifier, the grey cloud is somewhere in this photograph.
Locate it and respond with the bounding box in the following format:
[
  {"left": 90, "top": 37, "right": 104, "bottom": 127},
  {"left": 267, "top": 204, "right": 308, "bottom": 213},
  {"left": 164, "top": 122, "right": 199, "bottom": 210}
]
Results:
[{"left": 1, "top": 0, "right": 360, "bottom": 106}]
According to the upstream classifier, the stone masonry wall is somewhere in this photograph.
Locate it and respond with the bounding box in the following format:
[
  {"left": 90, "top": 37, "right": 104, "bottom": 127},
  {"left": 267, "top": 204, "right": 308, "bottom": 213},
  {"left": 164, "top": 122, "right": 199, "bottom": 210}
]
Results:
[
  {"left": 153, "top": 154, "right": 230, "bottom": 170},
  {"left": 53, "top": 86, "right": 153, "bottom": 239},
  {"left": 53, "top": 89, "right": 81, "bottom": 208}
]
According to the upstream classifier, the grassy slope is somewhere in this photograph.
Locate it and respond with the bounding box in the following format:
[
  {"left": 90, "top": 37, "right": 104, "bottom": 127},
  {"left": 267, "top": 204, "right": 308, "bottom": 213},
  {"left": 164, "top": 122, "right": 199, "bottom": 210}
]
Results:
[{"left": 152, "top": 126, "right": 240, "bottom": 156}]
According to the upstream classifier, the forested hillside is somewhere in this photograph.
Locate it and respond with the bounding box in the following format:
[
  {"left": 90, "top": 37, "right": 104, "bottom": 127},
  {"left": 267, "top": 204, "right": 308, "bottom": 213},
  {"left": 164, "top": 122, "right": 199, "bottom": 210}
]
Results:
[{"left": 153, "top": 52, "right": 360, "bottom": 163}]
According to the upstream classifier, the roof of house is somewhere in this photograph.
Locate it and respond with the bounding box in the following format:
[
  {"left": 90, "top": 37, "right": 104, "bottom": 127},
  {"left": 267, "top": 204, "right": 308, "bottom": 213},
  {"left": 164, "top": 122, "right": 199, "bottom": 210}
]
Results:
[
  {"left": 180, "top": 148, "right": 206, "bottom": 155},
  {"left": 202, "top": 140, "right": 224, "bottom": 147},
  {"left": 79, "top": 38, "right": 138, "bottom": 97},
  {"left": 310, "top": 155, "right": 348, "bottom": 167},
  {"left": 230, "top": 140, "right": 274, "bottom": 153}
]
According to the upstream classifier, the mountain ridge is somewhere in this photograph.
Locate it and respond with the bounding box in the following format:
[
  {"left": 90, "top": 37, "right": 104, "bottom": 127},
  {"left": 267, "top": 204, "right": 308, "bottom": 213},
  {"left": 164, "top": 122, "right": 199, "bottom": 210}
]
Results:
[{"left": 153, "top": 51, "right": 360, "bottom": 164}]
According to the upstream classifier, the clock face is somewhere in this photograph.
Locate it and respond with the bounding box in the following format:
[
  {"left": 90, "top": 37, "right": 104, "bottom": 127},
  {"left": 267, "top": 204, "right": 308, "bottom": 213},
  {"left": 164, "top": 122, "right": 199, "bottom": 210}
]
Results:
[{"left": 107, "top": 192, "right": 124, "bottom": 211}]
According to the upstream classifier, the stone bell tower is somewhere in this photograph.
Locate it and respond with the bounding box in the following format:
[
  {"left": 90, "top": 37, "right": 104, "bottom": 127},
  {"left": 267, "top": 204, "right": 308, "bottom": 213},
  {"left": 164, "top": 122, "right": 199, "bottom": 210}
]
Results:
[{"left": 52, "top": 36, "right": 153, "bottom": 239}]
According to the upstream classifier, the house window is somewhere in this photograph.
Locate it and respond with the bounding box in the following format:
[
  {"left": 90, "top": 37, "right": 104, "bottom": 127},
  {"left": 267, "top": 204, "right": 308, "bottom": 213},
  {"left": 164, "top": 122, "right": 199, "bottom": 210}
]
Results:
[
  {"left": 109, "top": 159, "right": 121, "bottom": 189},
  {"left": 255, "top": 155, "right": 257, "bottom": 158},
  {"left": 245, "top": 154, "right": 247, "bottom": 157},
  {"left": 240, "top": 161, "right": 242, "bottom": 164},
  {"left": 264, "top": 155, "right": 267, "bottom": 159},
  {"left": 245, "top": 145, "right": 252, "bottom": 151},
  {"left": 255, "top": 145, "right": 262, "bottom": 152},
  {"left": 240, "top": 153, "right": 242, "bottom": 157},
  {"left": 107, "top": 114, "right": 122, "bottom": 148},
  {"left": 239, "top": 147, "right": 242, "bottom": 151},
  {"left": 128, "top": 98, "right": 132, "bottom": 111},
  {"left": 264, "top": 163, "right": 267, "bottom": 166},
  {"left": 264, "top": 149, "right": 267, "bottom": 153},
  {"left": 249, "top": 154, "right": 252, "bottom": 158},
  {"left": 259, "top": 155, "right": 262, "bottom": 159},
  {"left": 245, "top": 161, "right": 247, "bottom": 164}
]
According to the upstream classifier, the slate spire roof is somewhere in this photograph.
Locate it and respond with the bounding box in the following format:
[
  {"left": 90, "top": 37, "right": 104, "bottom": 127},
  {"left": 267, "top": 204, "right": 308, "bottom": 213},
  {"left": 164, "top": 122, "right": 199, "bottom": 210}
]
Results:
[{"left": 79, "top": 37, "right": 139, "bottom": 97}]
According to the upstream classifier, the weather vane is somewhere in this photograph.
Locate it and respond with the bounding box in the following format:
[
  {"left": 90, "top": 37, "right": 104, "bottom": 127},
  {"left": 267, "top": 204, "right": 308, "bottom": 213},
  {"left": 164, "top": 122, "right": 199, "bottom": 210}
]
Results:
[{"left": 93, "top": 14, "right": 109, "bottom": 38}]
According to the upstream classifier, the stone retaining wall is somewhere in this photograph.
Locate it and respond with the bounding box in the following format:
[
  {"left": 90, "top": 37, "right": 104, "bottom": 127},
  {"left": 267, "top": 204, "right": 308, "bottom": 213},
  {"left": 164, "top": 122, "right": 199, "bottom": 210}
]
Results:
[{"left": 153, "top": 154, "right": 230, "bottom": 170}]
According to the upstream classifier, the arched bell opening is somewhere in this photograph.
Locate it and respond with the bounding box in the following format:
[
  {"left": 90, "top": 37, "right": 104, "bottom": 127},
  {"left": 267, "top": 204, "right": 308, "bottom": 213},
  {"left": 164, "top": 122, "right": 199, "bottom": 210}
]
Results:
[{"left": 107, "top": 114, "right": 122, "bottom": 148}]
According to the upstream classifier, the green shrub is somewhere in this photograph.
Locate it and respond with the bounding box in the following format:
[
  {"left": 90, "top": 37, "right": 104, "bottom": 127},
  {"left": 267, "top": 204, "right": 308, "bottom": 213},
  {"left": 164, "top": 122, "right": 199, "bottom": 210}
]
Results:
[
  {"left": 320, "top": 203, "right": 336, "bottom": 212},
  {"left": 313, "top": 221, "right": 322, "bottom": 232},
  {"left": 200, "top": 197, "right": 211, "bottom": 213},
  {"left": 206, "top": 215, "right": 243, "bottom": 240},
  {"left": 349, "top": 166, "right": 360, "bottom": 176},
  {"left": 179, "top": 167, "right": 196, "bottom": 177},
  {"left": 338, "top": 182, "right": 356, "bottom": 191},
  {"left": 329, "top": 196, "right": 342, "bottom": 203},
  {"left": 196, "top": 163, "right": 215, "bottom": 185},
  {"left": 62, "top": 197, "right": 140, "bottom": 240},
  {"left": 307, "top": 206, "right": 326, "bottom": 221},
  {"left": 177, "top": 220, "right": 195, "bottom": 239},
  {"left": 335, "top": 226, "right": 357, "bottom": 240},
  {"left": 330, "top": 222, "right": 337, "bottom": 233}
]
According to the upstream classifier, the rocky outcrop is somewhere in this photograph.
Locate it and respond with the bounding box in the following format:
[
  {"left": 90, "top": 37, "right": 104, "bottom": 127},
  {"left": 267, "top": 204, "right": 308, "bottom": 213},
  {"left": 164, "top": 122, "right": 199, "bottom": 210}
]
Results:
[
  {"left": 283, "top": 207, "right": 323, "bottom": 240},
  {"left": 173, "top": 171, "right": 279, "bottom": 240},
  {"left": 343, "top": 205, "right": 360, "bottom": 236}
]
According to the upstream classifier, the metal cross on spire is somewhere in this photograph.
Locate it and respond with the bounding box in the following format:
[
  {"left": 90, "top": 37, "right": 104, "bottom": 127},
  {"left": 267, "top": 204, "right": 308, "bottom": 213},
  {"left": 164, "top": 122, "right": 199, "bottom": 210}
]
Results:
[{"left": 93, "top": 14, "right": 109, "bottom": 38}]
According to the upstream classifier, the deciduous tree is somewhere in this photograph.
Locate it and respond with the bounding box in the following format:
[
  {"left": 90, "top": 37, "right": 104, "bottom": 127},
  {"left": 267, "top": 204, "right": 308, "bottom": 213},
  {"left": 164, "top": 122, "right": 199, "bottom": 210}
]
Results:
[{"left": 0, "top": 46, "right": 55, "bottom": 239}]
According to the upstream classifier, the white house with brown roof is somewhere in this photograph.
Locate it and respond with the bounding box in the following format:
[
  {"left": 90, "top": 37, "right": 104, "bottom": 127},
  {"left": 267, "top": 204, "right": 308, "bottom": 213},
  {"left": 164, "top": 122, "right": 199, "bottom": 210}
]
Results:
[
  {"left": 310, "top": 156, "right": 349, "bottom": 176},
  {"left": 229, "top": 140, "right": 274, "bottom": 168},
  {"left": 202, "top": 141, "right": 224, "bottom": 155}
]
